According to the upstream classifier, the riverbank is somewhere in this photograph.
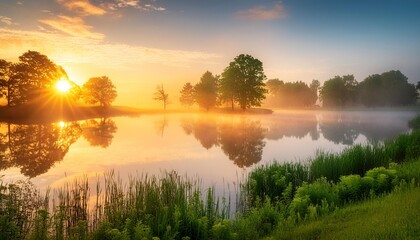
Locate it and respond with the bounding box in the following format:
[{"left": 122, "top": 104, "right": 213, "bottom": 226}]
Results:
[{"left": 1, "top": 128, "right": 419, "bottom": 239}]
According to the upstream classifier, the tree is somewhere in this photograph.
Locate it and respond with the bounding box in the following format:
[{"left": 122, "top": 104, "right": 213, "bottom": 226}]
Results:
[
  {"left": 5, "top": 51, "right": 70, "bottom": 106},
  {"left": 0, "top": 59, "right": 12, "bottom": 101},
  {"left": 153, "top": 84, "right": 169, "bottom": 110},
  {"left": 310, "top": 79, "right": 320, "bottom": 104},
  {"left": 82, "top": 76, "right": 117, "bottom": 107},
  {"left": 320, "top": 75, "right": 357, "bottom": 107},
  {"left": 179, "top": 82, "right": 195, "bottom": 108},
  {"left": 194, "top": 71, "right": 218, "bottom": 111},
  {"left": 359, "top": 70, "right": 417, "bottom": 107},
  {"left": 220, "top": 54, "right": 267, "bottom": 110},
  {"left": 265, "top": 80, "right": 316, "bottom": 108}
]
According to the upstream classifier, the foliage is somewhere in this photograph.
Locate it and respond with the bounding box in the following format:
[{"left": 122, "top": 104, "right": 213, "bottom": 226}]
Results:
[
  {"left": 408, "top": 115, "right": 420, "bottom": 130},
  {"left": 153, "top": 84, "right": 170, "bottom": 110},
  {"left": 359, "top": 70, "right": 417, "bottom": 107},
  {"left": 82, "top": 76, "right": 117, "bottom": 107},
  {"left": 265, "top": 79, "right": 316, "bottom": 108},
  {"left": 179, "top": 82, "right": 195, "bottom": 108},
  {"left": 273, "top": 185, "right": 420, "bottom": 240},
  {"left": 220, "top": 54, "right": 266, "bottom": 110},
  {"left": 320, "top": 75, "right": 358, "bottom": 107},
  {"left": 1, "top": 51, "right": 77, "bottom": 106},
  {"left": 194, "top": 71, "right": 218, "bottom": 111}
]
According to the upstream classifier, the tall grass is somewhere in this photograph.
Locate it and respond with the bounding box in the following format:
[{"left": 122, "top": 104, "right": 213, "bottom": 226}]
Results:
[
  {"left": 1, "top": 129, "right": 420, "bottom": 239},
  {"left": 245, "top": 130, "right": 420, "bottom": 210}
]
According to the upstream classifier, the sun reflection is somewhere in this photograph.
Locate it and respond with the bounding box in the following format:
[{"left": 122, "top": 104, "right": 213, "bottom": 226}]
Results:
[
  {"left": 56, "top": 79, "right": 71, "bottom": 93},
  {"left": 59, "top": 121, "right": 66, "bottom": 128}
]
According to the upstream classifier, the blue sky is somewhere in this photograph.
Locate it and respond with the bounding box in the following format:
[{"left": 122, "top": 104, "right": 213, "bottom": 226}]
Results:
[{"left": 0, "top": 0, "right": 419, "bottom": 107}]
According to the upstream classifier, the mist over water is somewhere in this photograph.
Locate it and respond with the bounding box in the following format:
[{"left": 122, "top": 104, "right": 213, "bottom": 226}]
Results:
[{"left": 0, "top": 110, "right": 417, "bottom": 195}]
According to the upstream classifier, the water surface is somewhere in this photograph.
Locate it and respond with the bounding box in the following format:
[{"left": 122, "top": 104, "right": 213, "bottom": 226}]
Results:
[{"left": 0, "top": 110, "right": 417, "bottom": 192}]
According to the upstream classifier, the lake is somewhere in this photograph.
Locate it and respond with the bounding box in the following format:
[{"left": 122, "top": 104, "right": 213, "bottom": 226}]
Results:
[{"left": 0, "top": 110, "right": 417, "bottom": 195}]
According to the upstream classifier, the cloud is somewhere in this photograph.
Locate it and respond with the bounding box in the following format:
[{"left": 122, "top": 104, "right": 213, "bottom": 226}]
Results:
[
  {"left": 38, "top": 15, "right": 104, "bottom": 39},
  {"left": 16, "top": 1, "right": 23, "bottom": 5},
  {"left": 101, "top": 0, "right": 166, "bottom": 12},
  {"left": 57, "top": 0, "right": 106, "bottom": 16},
  {"left": 235, "top": 3, "right": 287, "bottom": 20},
  {"left": 0, "top": 27, "right": 221, "bottom": 69},
  {"left": 0, "top": 16, "right": 14, "bottom": 25}
]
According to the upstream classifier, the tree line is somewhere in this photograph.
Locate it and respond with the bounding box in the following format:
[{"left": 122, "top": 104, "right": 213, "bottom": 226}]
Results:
[
  {"left": 0, "top": 51, "right": 117, "bottom": 108},
  {"left": 155, "top": 54, "right": 418, "bottom": 110}
]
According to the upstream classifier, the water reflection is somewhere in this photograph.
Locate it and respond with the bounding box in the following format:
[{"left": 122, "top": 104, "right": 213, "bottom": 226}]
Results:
[
  {"left": 265, "top": 113, "right": 319, "bottom": 140},
  {"left": 219, "top": 120, "right": 266, "bottom": 168},
  {"left": 5, "top": 122, "right": 82, "bottom": 177},
  {"left": 82, "top": 118, "right": 117, "bottom": 148},
  {"left": 0, "top": 118, "right": 117, "bottom": 177},
  {"left": 181, "top": 117, "right": 266, "bottom": 167}
]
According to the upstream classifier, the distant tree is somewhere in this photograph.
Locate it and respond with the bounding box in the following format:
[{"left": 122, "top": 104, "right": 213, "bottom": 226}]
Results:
[
  {"left": 194, "top": 71, "right": 218, "bottom": 111},
  {"left": 416, "top": 81, "right": 420, "bottom": 98},
  {"left": 265, "top": 80, "right": 316, "bottom": 108},
  {"left": 310, "top": 79, "right": 320, "bottom": 104},
  {"left": 220, "top": 54, "right": 267, "bottom": 110},
  {"left": 82, "top": 76, "right": 117, "bottom": 107},
  {"left": 153, "top": 84, "right": 169, "bottom": 110},
  {"left": 359, "top": 70, "right": 416, "bottom": 106},
  {"left": 179, "top": 82, "right": 195, "bottom": 108},
  {"left": 320, "top": 75, "right": 357, "bottom": 107}
]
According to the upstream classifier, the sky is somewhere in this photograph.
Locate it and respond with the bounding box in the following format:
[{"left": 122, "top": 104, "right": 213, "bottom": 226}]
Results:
[{"left": 1, "top": 0, "right": 420, "bottom": 108}]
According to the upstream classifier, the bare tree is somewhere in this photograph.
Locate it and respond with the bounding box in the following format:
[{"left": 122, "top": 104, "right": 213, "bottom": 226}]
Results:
[{"left": 153, "top": 84, "right": 169, "bottom": 110}]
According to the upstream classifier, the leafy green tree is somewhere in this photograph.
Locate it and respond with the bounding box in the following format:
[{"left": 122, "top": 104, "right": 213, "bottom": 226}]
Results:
[
  {"left": 310, "top": 79, "right": 320, "bottom": 104},
  {"left": 82, "top": 76, "right": 117, "bottom": 107},
  {"left": 194, "top": 71, "right": 218, "bottom": 111},
  {"left": 220, "top": 54, "right": 267, "bottom": 110},
  {"left": 320, "top": 75, "right": 357, "bottom": 107},
  {"left": 153, "top": 84, "right": 169, "bottom": 110},
  {"left": 179, "top": 82, "right": 195, "bottom": 108},
  {"left": 359, "top": 70, "right": 416, "bottom": 106}
]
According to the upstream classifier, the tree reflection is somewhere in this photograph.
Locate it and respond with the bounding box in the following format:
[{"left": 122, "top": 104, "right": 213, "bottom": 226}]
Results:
[
  {"left": 192, "top": 118, "right": 219, "bottom": 149},
  {"left": 180, "top": 117, "right": 266, "bottom": 167},
  {"left": 154, "top": 116, "right": 168, "bottom": 137},
  {"left": 219, "top": 120, "right": 266, "bottom": 168},
  {"left": 265, "top": 113, "right": 319, "bottom": 140},
  {"left": 0, "top": 125, "right": 10, "bottom": 171},
  {"left": 82, "top": 118, "right": 117, "bottom": 148},
  {"left": 8, "top": 122, "right": 82, "bottom": 177},
  {"left": 319, "top": 114, "right": 359, "bottom": 145}
]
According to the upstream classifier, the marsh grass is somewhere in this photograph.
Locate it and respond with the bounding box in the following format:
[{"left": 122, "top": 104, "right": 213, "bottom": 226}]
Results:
[{"left": 1, "top": 130, "right": 420, "bottom": 239}]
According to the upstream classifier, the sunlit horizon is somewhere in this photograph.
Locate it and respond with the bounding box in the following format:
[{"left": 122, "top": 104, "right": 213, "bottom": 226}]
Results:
[{"left": 1, "top": 1, "right": 420, "bottom": 108}]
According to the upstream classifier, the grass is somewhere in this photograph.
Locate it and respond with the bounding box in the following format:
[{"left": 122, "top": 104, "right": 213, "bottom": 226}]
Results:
[
  {"left": 270, "top": 186, "right": 420, "bottom": 240},
  {"left": 1, "top": 125, "right": 420, "bottom": 239}
]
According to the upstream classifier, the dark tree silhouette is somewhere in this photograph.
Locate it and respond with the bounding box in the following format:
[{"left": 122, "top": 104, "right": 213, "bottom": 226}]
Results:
[
  {"left": 153, "top": 84, "right": 169, "bottom": 110},
  {"left": 7, "top": 122, "right": 82, "bottom": 177},
  {"left": 5, "top": 51, "right": 71, "bottom": 106},
  {"left": 219, "top": 119, "right": 266, "bottom": 168},
  {"left": 179, "top": 82, "right": 195, "bottom": 108},
  {"left": 82, "top": 76, "right": 117, "bottom": 107},
  {"left": 220, "top": 54, "right": 267, "bottom": 110},
  {"left": 82, "top": 118, "right": 117, "bottom": 148},
  {"left": 359, "top": 70, "right": 417, "bottom": 106},
  {"left": 194, "top": 71, "right": 218, "bottom": 111},
  {"left": 0, "top": 59, "right": 12, "bottom": 102}
]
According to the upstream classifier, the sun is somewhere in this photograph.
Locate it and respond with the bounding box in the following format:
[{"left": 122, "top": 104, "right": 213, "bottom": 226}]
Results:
[{"left": 56, "top": 79, "right": 72, "bottom": 93}]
